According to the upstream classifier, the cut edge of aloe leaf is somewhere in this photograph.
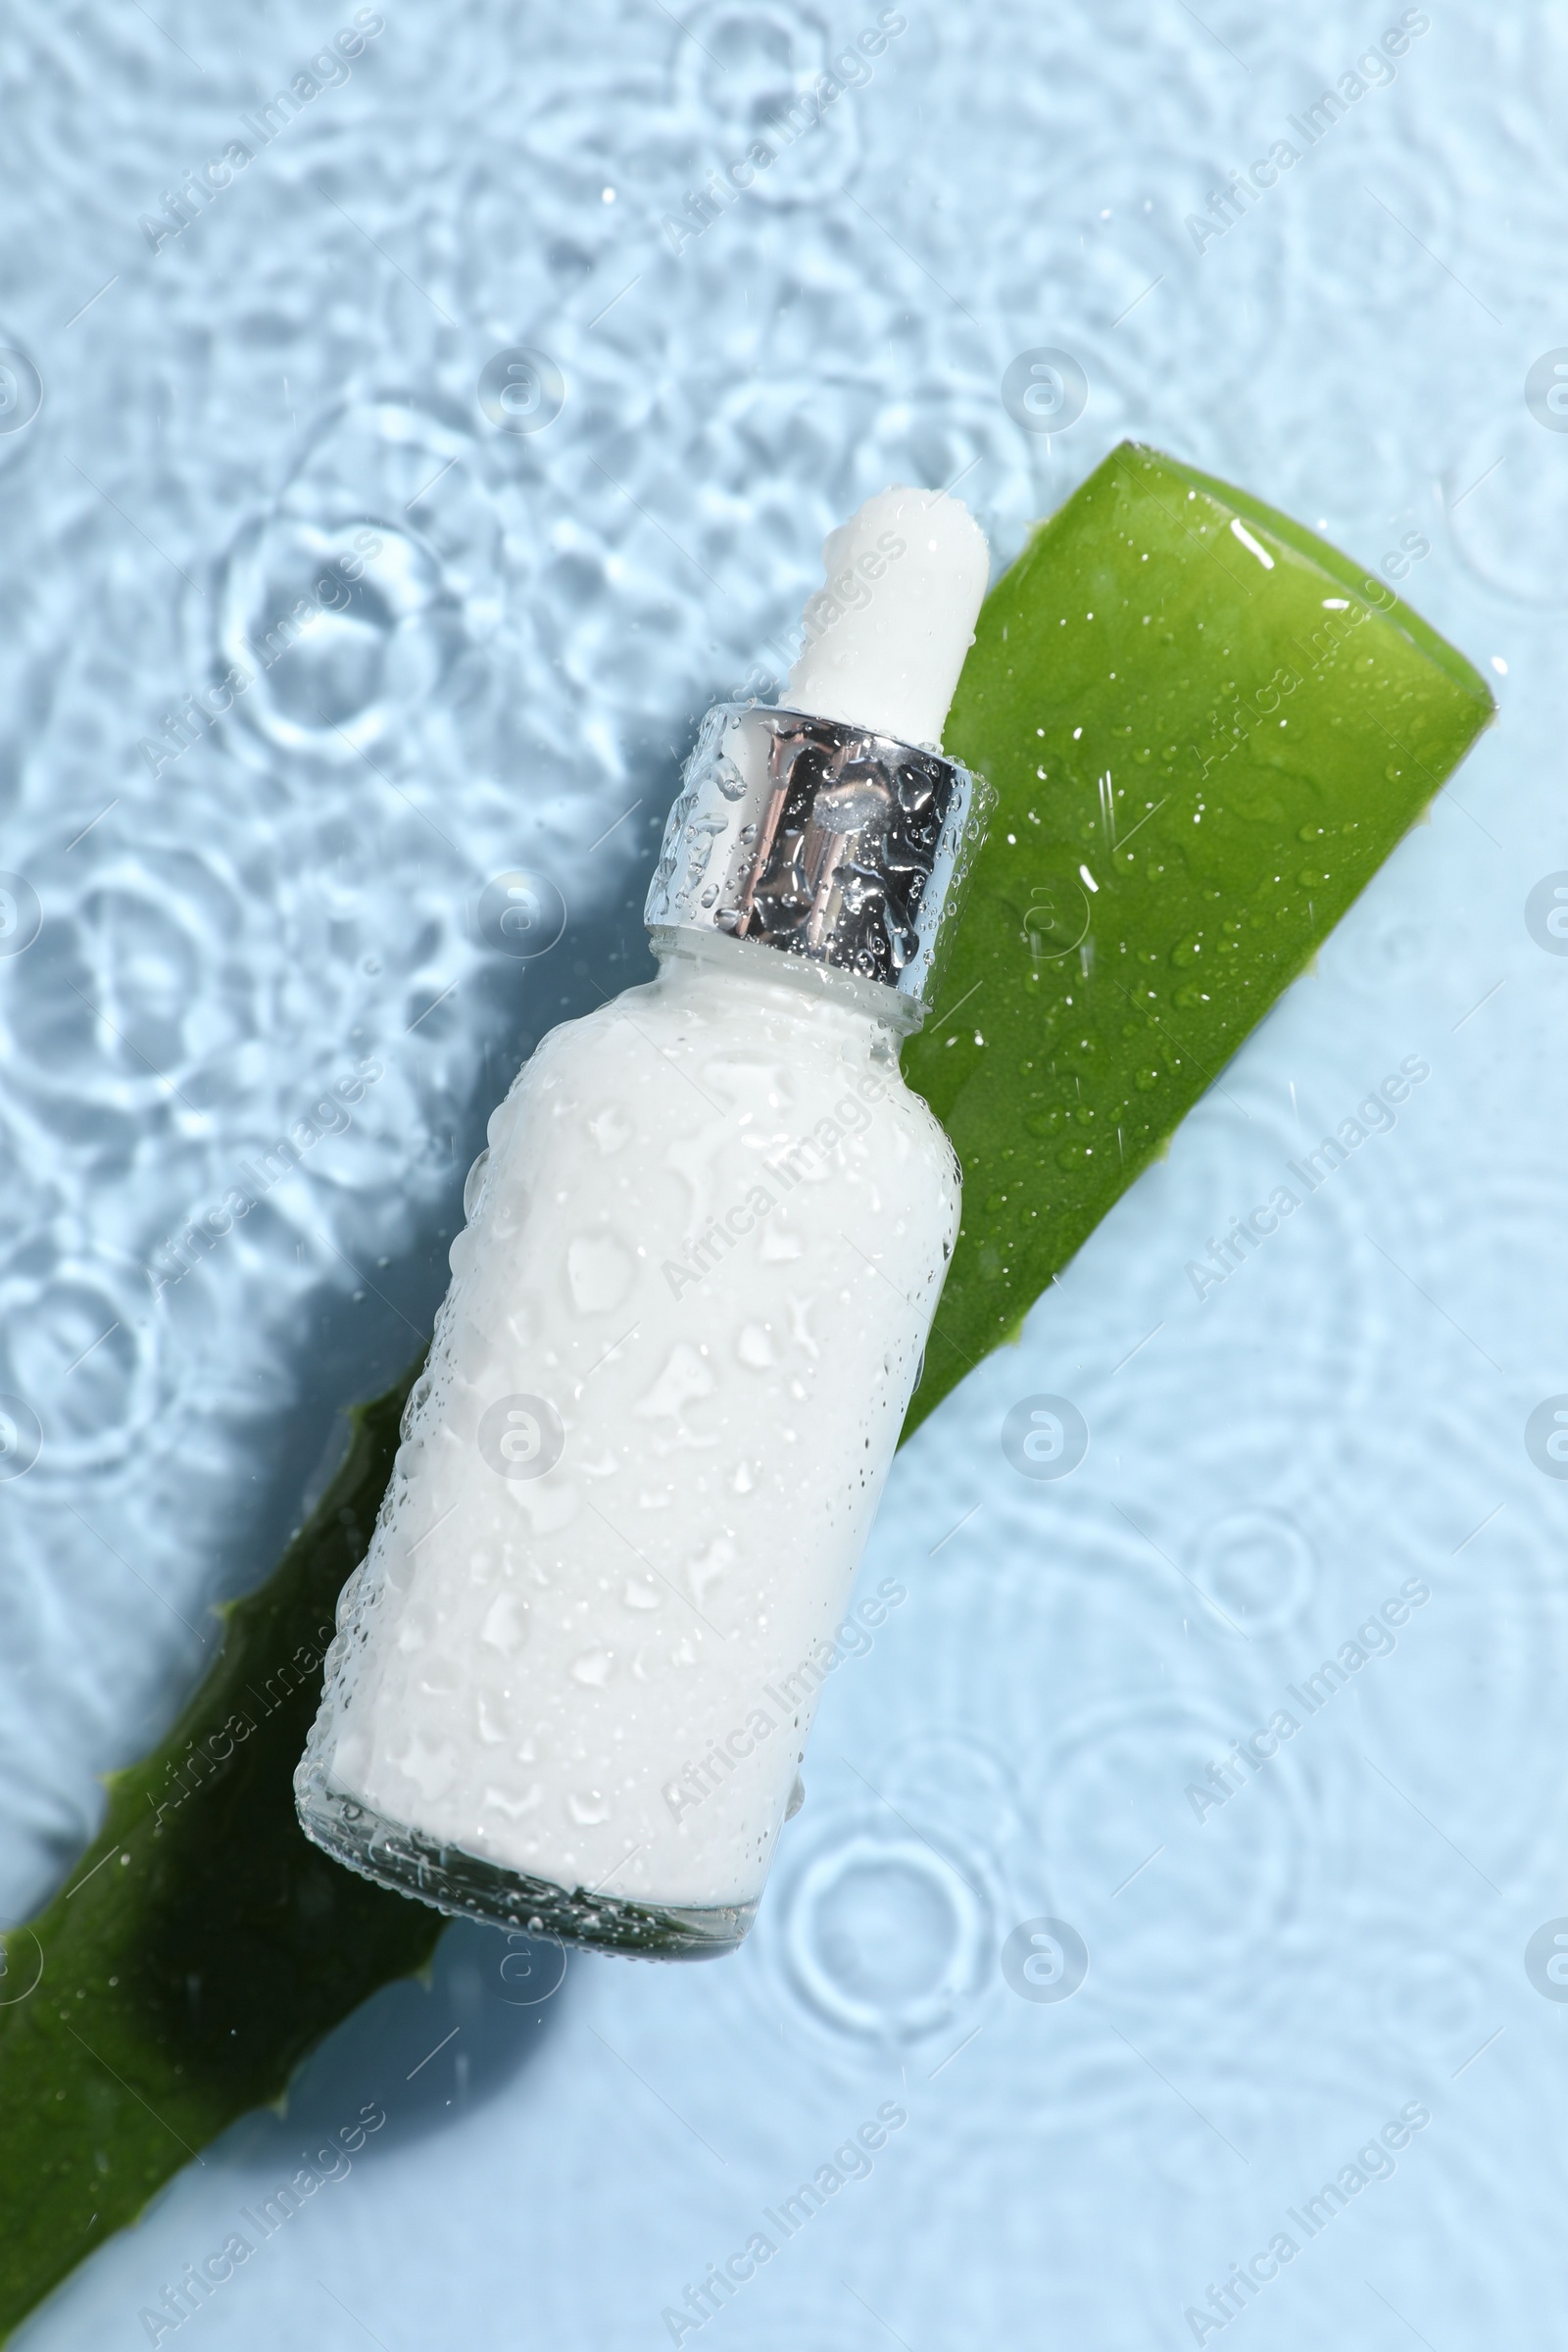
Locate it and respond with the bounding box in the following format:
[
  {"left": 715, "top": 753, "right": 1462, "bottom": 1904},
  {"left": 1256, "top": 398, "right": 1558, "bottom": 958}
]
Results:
[
  {"left": 1124, "top": 441, "right": 1494, "bottom": 710},
  {"left": 898, "top": 439, "right": 1495, "bottom": 1436}
]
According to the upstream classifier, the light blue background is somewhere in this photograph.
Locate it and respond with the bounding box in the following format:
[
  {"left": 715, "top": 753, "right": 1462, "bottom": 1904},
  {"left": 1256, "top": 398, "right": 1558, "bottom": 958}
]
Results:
[{"left": 2, "top": 1, "right": 1564, "bottom": 2344}]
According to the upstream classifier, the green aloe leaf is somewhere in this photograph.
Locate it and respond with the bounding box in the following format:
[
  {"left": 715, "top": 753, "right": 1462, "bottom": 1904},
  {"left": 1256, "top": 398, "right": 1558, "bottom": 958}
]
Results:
[
  {"left": 904, "top": 439, "right": 1494, "bottom": 1431},
  {"left": 0, "top": 1368, "right": 442, "bottom": 2335},
  {"left": 0, "top": 442, "right": 1493, "bottom": 2338}
]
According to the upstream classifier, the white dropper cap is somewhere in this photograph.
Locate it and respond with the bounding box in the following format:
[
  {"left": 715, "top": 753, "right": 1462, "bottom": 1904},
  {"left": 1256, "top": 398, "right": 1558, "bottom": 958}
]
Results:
[{"left": 784, "top": 486, "right": 990, "bottom": 754}]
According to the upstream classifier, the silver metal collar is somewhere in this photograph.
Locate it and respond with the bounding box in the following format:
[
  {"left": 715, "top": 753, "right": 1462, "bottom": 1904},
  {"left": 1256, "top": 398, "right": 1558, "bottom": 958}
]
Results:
[{"left": 644, "top": 702, "right": 989, "bottom": 1010}]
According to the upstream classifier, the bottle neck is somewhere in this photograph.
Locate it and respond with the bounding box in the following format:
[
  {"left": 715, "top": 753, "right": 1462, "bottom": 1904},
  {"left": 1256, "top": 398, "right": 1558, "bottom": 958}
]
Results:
[{"left": 647, "top": 924, "right": 924, "bottom": 1039}]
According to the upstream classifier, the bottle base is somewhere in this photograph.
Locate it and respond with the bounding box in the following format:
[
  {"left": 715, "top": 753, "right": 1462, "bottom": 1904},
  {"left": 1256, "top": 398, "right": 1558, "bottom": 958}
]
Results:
[{"left": 295, "top": 1771, "right": 755, "bottom": 1960}]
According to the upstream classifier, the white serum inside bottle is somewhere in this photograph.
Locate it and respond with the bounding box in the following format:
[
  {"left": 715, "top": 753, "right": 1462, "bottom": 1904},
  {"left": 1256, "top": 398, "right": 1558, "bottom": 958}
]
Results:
[{"left": 297, "top": 488, "right": 992, "bottom": 1957}]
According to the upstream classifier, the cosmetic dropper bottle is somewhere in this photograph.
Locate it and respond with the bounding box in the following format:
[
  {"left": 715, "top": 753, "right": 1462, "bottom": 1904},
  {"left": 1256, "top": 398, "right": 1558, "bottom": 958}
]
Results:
[{"left": 296, "top": 487, "right": 992, "bottom": 1957}]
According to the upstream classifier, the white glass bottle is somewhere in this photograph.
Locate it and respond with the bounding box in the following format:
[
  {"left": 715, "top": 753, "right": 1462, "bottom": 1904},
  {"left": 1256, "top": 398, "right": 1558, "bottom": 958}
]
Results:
[{"left": 296, "top": 489, "right": 991, "bottom": 1956}]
